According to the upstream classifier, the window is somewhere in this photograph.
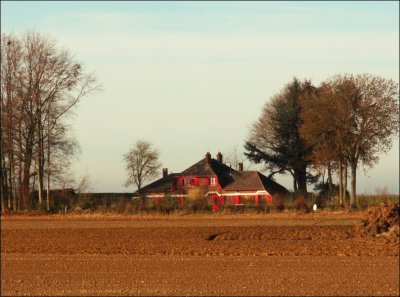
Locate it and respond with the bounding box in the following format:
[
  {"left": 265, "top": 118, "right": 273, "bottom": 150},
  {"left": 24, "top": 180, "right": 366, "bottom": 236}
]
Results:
[
  {"left": 183, "top": 178, "right": 196, "bottom": 186},
  {"left": 209, "top": 177, "right": 216, "bottom": 186}
]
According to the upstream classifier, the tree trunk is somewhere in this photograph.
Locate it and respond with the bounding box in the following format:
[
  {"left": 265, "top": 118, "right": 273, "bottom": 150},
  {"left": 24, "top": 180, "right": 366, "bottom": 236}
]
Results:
[
  {"left": 344, "top": 161, "right": 348, "bottom": 207},
  {"left": 339, "top": 159, "right": 343, "bottom": 206},
  {"left": 15, "top": 119, "right": 23, "bottom": 211},
  {"left": 4, "top": 155, "right": 11, "bottom": 208},
  {"left": 21, "top": 135, "right": 34, "bottom": 210},
  {"left": 327, "top": 161, "right": 333, "bottom": 198},
  {"left": 46, "top": 174, "right": 50, "bottom": 211},
  {"left": 3, "top": 155, "right": 11, "bottom": 209},
  {"left": 294, "top": 167, "right": 307, "bottom": 196},
  {"left": 31, "top": 174, "right": 36, "bottom": 195},
  {"left": 9, "top": 164, "right": 14, "bottom": 210},
  {"left": 1, "top": 190, "right": 5, "bottom": 213},
  {"left": 0, "top": 115, "right": 7, "bottom": 212},
  {"left": 46, "top": 119, "right": 51, "bottom": 211},
  {"left": 16, "top": 157, "right": 21, "bottom": 211},
  {"left": 1, "top": 154, "right": 8, "bottom": 213},
  {"left": 138, "top": 185, "right": 146, "bottom": 208},
  {"left": 37, "top": 114, "right": 45, "bottom": 208},
  {"left": 0, "top": 169, "right": 5, "bottom": 213},
  {"left": 350, "top": 162, "right": 357, "bottom": 209},
  {"left": 293, "top": 178, "right": 297, "bottom": 192},
  {"left": 7, "top": 144, "right": 15, "bottom": 211},
  {"left": 37, "top": 142, "right": 43, "bottom": 207},
  {"left": 21, "top": 168, "right": 31, "bottom": 210}
]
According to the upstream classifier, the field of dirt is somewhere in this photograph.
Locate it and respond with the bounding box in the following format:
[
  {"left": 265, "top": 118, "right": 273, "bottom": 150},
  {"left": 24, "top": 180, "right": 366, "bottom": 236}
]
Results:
[{"left": 1, "top": 211, "right": 399, "bottom": 296}]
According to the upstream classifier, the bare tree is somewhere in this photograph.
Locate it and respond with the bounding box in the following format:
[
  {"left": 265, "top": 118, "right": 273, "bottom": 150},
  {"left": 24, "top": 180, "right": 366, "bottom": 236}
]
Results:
[
  {"left": 300, "top": 74, "right": 399, "bottom": 208},
  {"left": 1, "top": 34, "right": 24, "bottom": 211},
  {"left": 224, "top": 145, "right": 246, "bottom": 170},
  {"left": 123, "top": 140, "right": 161, "bottom": 194},
  {"left": 44, "top": 119, "right": 80, "bottom": 210},
  {"left": 300, "top": 83, "right": 345, "bottom": 204},
  {"left": 0, "top": 31, "right": 99, "bottom": 211}
]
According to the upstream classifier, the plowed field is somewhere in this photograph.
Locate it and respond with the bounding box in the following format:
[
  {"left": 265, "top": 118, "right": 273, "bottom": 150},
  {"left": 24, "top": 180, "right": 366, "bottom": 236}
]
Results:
[{"left": 1, "top": 213, "right": 399, "bottom": 296}]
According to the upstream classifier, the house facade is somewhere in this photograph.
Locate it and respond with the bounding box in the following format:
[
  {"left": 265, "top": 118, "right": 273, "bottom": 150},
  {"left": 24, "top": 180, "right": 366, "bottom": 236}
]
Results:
[{"left": 137, "top": 152, "right": 289, "bottom": 207}]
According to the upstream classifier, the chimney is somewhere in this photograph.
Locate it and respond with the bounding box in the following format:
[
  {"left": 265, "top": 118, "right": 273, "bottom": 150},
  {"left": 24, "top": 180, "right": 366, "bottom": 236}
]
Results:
[
  {"left": 217, "top": 152, "right": 223, "bottom": 164},
  {"left": 205, "top": 152, "right": 211, "bottom": 164},
  {"left": 162, "top": 168, "right": 168, "bottom": 178},
  {"left": 238, "top": 162, "right": 243, "bottom": 172}
]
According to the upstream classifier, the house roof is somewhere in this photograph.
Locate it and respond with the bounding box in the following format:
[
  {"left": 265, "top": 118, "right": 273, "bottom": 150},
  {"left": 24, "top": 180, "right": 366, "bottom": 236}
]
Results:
[
  {"left": 223, "top": 171, "right": 265, "bottom": 192},
  {"left": 257, "top": 172, "right": 290, "bottom": 196},
  {"left": 223, "top": 171, "right": 289, "bottom": 196},
  {"left": 139, "top": 173, "right": 179, "bottom": 194},
  {"left": 179, "top": 158, "right": 235, "bottom": 187}
]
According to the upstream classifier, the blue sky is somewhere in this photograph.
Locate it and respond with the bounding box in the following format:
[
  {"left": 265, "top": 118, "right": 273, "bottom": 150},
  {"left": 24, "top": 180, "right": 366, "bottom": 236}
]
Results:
[{"left": 2, "top": 1, "right": 399, "bottom": 193}]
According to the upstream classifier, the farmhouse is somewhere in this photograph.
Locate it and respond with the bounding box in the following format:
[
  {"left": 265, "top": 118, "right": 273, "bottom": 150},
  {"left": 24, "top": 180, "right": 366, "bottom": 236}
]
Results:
[{"left": 138, "top": 152, "right": 289, "bottom": 207}]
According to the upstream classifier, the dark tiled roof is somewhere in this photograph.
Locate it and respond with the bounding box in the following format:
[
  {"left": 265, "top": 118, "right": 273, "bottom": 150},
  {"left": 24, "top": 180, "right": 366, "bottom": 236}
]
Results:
[
  {"left": 139, "top": 173, "right": 179, "bottom": 194},
  {"left": 257, "top": 172, "right": 289, "bottom": 196},
  {"left": 180, "top": 158, "right": 235, "bottom": 187},
  {"left": 223, "top": 171, "right": 264, "bottom": 191},
  {"left": 223, "top": 171, "right": 289, "bottom": 196}
]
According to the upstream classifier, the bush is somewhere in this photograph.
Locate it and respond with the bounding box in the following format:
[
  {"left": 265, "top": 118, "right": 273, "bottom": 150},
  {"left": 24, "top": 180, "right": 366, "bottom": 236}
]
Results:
[
  {"left": 186, "top": 187, "right": 209, "bottom": 212},
  {"left": 314, "top": 182, "right": 349, "bottom": 205},
  {"left": 76, "top": 193, "right": 93, "bottom": 210},
  {"left": 315, "top": 195, "right": 327, "bottom": 209},
  {"left": 295, "top": 196, "right": 308, "bottom": 211},
  {"left": 159, "top": 195, "right": 179, "bottom": 214},
  {"left": 272, "top": 195, "right": 285, "bottom": 211}
]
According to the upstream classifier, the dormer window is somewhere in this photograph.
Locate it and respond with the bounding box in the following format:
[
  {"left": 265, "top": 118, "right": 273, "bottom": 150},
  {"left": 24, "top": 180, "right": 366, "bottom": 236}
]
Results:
[{"left": 209, "top": 177, "right": 216, "bottom": 186}]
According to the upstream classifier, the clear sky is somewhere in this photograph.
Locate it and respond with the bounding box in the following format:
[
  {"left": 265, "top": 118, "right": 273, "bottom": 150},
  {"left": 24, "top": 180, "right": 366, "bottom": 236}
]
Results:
[{"left": 2, "top": 1, "right": 399, "bottom": 194}]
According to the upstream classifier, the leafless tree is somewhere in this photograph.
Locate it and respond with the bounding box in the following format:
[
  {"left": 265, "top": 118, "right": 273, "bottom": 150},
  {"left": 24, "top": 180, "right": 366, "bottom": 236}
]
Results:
[
  {"left": 300, "top": 83, "right": 345, "bottom": 204},
  {"left": 300, "top": 74, "right": 399, "bottom": 208},
  {"left": 123, "top": 140, "right": 161, "bottom": 194},
  {"left": 0, "top": 31, "right": 100, "bottom": 211},
  {"left": 1, "top": 34, "right": 24, "bottom": 211},
  {"left": 224, "top": 145, "right": 247, "bottom": 170}
]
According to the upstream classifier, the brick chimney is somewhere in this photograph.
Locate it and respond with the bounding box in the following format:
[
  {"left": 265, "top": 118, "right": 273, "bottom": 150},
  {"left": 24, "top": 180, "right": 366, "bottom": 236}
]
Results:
[
  {"left": 238, "top": 163, "right": 243, "bottom": 172},
  {"left": 205, "top": 152, "right": 211, "bottom": 164},
  {"left": 162, "top": 168, "right": 168, "bottom": 178},
  {"left": 217, "top": 152, "right": 223, "bottom": 164}
]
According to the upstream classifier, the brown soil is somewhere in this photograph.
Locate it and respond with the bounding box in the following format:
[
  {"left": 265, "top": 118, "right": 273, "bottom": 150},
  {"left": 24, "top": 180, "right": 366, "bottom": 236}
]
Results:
[
  {"left": 357, "top": 203, "right": 400, "bottom": 240},
  {"left": 1, "top": 213, "right": 399, "bottom": 296}
]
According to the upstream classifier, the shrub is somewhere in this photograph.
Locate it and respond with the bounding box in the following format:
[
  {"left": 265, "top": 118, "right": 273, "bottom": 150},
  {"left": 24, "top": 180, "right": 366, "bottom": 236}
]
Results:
[
  {"left": 295, "top": 196, "right": 308, "bottom": 211},
  {"left": 315, "top": 195, "right": 327, "bottom": 209},
  {"left": 159, "top": 195, "right": 179, "bottom": 214},
  {"left": 76, "top": 193, "right": 93, "bottom": 210},
  {"left": 186, "top": 187, "right": 209, "bottom": 211},
  {"left": 272, "top": 195, "right": 285, "bottom": 211}
]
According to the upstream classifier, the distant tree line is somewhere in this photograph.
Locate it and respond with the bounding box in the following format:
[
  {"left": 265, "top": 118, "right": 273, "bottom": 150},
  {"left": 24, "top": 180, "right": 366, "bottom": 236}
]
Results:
[
  {"left": 1, "top": 31, "right": 100, "bottom": 212},
  {"left": 245, "top": 75, "right": 399, "bottom": 208}
]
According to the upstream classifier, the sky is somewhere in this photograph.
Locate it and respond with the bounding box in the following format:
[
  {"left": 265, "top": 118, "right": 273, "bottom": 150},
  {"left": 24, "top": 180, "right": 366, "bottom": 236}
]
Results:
[{"left": 2, "top": 1, "right": 399, "bottom": 194}]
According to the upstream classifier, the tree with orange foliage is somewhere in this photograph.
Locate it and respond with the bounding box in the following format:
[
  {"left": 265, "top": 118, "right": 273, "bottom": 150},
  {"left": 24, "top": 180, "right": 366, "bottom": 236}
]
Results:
[{"left": 300, "top": 74, "right": 399, "bottom": 208}]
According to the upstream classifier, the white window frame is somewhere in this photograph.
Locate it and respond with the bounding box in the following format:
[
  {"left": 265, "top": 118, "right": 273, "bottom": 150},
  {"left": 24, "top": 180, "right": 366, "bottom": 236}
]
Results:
[
  {"left": 183, "top": 178, "right": 195, "bottom": 186},
  {"left": 209, "top": 177, "right": 216, "bottom": 186}
]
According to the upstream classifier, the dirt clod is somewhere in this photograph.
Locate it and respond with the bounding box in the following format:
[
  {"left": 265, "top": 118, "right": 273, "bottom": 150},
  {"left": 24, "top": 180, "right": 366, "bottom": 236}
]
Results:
[{"left": 357, "top": 203, "right": 399, "bottom": 240}]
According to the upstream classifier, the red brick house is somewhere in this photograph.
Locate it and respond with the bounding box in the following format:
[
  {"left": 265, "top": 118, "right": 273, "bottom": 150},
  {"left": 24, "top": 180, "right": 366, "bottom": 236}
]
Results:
[{"left": 137, "top": 152, "right": 289, "bottom": 207}]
